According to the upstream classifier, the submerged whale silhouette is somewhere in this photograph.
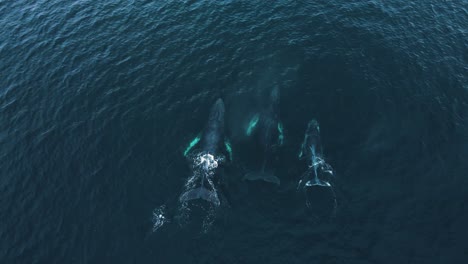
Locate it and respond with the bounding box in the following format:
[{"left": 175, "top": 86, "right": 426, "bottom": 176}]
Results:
[{"left": 243, "top": 86, "right": 283, "bottom": 185}]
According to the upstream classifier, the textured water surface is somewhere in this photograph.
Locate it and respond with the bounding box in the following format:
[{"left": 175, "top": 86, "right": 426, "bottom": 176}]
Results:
[{"left": 1, "top": 0, "right": 467, "bottom": 263}]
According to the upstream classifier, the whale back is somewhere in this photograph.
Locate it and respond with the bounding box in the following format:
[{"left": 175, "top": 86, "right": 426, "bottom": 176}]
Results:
[
  {"left": 202, "top": 98, "right": 225, "bottom": 153},
  {"left": 300, "top": 119, "right": 323, "bottom": 159}
]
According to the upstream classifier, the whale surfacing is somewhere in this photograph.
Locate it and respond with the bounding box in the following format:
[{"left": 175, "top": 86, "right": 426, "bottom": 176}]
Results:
[
  {"left": 297, "top": 119, "right": 336, "bottom": 213},
  {"left": 179, "top": 99, "right": 230, "bottom": 208}
]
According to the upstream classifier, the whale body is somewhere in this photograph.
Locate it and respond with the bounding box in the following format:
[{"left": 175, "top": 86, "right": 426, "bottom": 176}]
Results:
[
  {"left": 202, "top": 98, "right": 225, "bottom": 154},
  {"left": 298, "top": 119, "right": 333, "bottom": 188},
  {"left": 243, "top": 87, "right": 283, "bottom": 185},
  {"left": 297, "top": 119, "right": 336, "bottom": 212},
  {"left": 179, "top": 98, "right": 229, "bottom": 206}
]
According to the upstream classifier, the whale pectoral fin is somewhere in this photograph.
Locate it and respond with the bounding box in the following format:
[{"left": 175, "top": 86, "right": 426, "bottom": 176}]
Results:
[
  {"left": 224, "top": 138, "right": 233, "bottom": 161},
  {"left": 183, "top": 133, "right": 201, "bottom": 157},
  {"left": 298, "top": 142, "right": 305, "bottom": 159},
  {"left": 245, "top": 114, "right": 260, "bottom": 136},
  {"left": 298, "top": 134, "right": 308, "bottom": 159},
  {"left": 277, "top": 122, "right": 284, "bottom": 146}
]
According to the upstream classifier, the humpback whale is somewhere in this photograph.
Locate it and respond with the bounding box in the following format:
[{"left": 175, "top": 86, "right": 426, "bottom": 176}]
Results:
[
  {"left": 179, "top": 98, "right": 231, "bottom": 206},
  {"left": 297, "top": 120, "right": 336, "bottom": 210},
  {"left": 243, "top": 86, "right": 283, "bottom": 185}
]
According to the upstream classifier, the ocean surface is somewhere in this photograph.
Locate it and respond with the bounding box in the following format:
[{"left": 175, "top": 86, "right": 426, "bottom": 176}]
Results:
[{"left": 1, "top": 0, "right": 467, "bottom": 263}]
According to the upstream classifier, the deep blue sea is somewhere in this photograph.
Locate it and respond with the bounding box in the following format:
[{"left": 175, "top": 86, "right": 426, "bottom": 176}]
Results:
[{"left": 1, "top": 0, "right": 467, "bottom": 263}]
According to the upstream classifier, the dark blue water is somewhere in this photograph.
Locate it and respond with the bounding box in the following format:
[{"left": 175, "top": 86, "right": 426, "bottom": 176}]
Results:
[{"left": 1, "top": 0, "right": 467, "bottom": 263}]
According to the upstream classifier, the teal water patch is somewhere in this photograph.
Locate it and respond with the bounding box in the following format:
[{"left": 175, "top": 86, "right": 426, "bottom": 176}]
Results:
[
  {"left": 246, "top": 114, "right": 259, "bottom": 136},
  {"left": 277, "top": 122, "right": 284, "bottom": 145},
  {"left": 183, "top": 135, "right": 201, "bottom": 156},
  {"left": 224, "top": 139, "right": 233, "bottom": 161}
]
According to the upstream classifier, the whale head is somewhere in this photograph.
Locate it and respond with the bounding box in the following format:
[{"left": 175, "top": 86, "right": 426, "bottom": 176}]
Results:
[{"left": 210, "top": 98, "right": 225, "bottom": 122}]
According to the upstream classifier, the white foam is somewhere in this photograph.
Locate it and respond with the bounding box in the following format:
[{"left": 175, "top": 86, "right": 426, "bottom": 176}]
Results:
[{"left": 152, "top": 205, "right": 169, "bottom": 232}]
